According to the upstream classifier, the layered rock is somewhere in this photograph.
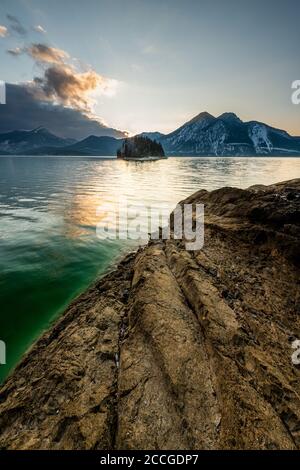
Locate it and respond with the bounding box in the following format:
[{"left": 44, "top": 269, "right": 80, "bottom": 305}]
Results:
[{"left": 0, "top": 179, "right": 299, "bottom": 450}]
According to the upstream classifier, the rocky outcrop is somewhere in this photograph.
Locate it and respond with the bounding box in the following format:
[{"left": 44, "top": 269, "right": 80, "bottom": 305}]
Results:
[{"left": 0, "top": 179, "right": 299, "bottom": 450}]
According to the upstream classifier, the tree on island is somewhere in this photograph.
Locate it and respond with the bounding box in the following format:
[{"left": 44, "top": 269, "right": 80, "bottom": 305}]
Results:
[{"left": 117, "top": 136, "right": 165, "bottom": 159}]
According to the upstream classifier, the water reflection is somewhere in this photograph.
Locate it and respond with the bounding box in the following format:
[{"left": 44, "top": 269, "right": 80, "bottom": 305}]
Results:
[{"left": 0, "top": 155, "right": 299, "bottom": 382}]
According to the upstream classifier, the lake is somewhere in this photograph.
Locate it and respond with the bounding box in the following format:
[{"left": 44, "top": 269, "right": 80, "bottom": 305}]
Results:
[{"left": 0, "top": 155, "right": 299, "bottom": 382}]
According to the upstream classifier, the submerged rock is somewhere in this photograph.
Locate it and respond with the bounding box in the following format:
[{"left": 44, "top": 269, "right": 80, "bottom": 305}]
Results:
[{"left": 0, "top": 179, "right": 299, "bottom": 450}]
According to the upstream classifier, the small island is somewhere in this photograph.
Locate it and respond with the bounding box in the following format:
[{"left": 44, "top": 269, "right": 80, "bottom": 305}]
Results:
[{"left": 117, "top": 136, "right": 166, "bottom": 161}]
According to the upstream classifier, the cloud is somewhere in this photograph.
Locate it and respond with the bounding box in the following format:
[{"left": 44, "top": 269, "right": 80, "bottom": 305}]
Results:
[
  {"left": 6, "top": 14, "right": 27, "bottom": 36},
  {"left": 27, "top": 43, "right": 69, "bottom": 64},
  {"left": 0, "top": 25, "right": 8, "bottom": 37},
  {"left": 7, "top": 47, "right": 23, "bottom": 56},
  {"left": 6, "top": 43, "right": 69, "bottom": 64},
  {"left": 9, "top": 42, "right": 119, "bottom": 112},
  {"left": 33, "top": 64, "right": 118, "bottom": 110},
  {"left": 0, "top": 83, "right": 126, "bottom": 140},
  {"left": 33, "top": 25, "right": 46, "bottom": 34},
  {"left": 4, "top": 39, "right": 123, "bottom": 138}
]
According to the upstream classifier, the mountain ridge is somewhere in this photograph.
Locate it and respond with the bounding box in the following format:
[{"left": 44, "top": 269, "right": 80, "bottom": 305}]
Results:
[
  {"left": 0, "top": 128, "right": 75, "bottom": 155},
  {"left": 160, "top": 112, "right": 300, "bottom": 156},
  {"left": 0, "top": 112, "right": 300, "bottom": 156}
]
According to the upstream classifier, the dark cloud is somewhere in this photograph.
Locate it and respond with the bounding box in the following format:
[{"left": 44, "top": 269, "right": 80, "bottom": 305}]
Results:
[
  {"left": 33, "top": 64, "right": 111, "bottom": 110},
  {"left": 28, "top": 43, "right": 69, "bottom": 64},
  {"left": 6, "top": 14, "right": 27, "bottom": 36},
  {"left": 7, "top": 43, "right": 118, "bottom": 112},
  {"left": 3, "top": 38, "right": 122, "bottom": 138},
  {"left": 0, "top": 84, "right": 125, "bottom": 140},
  {"left": 6, "top": 43, "right": 67, "bottom": 63}
]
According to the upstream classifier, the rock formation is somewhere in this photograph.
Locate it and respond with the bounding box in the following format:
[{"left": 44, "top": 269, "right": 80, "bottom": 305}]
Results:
[{"left": 0, "top": 179, "right": 299, "bottom": 450}]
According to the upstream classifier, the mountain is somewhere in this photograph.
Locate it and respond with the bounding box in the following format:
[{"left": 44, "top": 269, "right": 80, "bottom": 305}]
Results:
[
  {"left": 0, "top": 127, "right": 75, "bottom": 154},
  {"left": 137, "top": 131, "right": 165, "bottom": 141},
  {"left": 29, "top": 135, "right": 124, "bottom": 156},
  {"left": 61, "top": 135, "right": 122, "bottom": 156},
  {"left": 0, "top": 83, "right": 127, "bottom": 141},
  {"left": 159, "top": 112, "right": 300, "bottom": 156},
  {"left": 0, "top": 113, "right": 300, "bottom": 156}
]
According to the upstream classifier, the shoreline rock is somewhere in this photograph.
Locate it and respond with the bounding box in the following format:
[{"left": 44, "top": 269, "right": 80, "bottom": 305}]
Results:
[{"left": 0, "top": 179, "right": 299, "bottom": 450}]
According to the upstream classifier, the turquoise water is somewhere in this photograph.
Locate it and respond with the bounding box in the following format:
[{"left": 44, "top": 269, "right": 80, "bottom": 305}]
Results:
[{"left": 0, "top": 156, "right": 299, "bottom": 382}]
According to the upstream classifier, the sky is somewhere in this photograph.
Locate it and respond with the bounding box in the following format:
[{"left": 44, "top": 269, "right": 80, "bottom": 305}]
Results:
[{"left": 0, "top": 0, "right": 300, "bottom": 137}]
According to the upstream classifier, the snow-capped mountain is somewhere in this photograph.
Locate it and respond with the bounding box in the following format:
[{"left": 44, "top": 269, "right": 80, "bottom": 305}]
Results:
[
  {"left": 0, "top": 127, "right": 75, "bottom": 154},
  {"left": 159, "top": 112, "right": 300, "bottom": 156},
  {"left": 0, "top": 113, "right": 299, "bottom": 156}
]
